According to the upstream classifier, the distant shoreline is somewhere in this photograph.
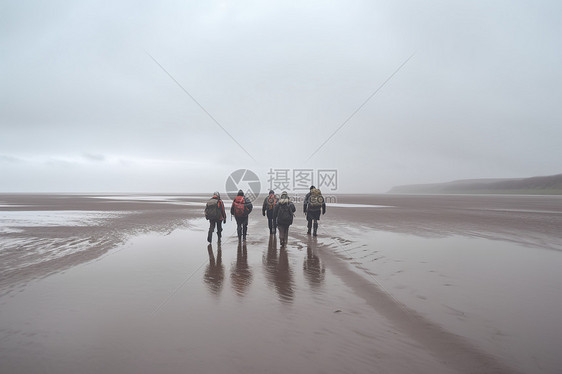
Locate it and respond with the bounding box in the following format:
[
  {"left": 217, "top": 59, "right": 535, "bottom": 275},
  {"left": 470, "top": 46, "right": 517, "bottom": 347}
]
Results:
[
  {"left": 389, "top": 173, "right": 562, "bottom": 195},
  {"left": 388, "top": 190, "right": 562, "bottom": 195}
]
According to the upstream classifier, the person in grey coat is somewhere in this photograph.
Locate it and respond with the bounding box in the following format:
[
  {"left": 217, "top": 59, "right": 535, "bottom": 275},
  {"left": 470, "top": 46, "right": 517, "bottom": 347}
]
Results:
[
  {"left": 273, "top": 191, "right": 296, "bottom": 246},
  {"left": 303, "top": 186, "right": 326, "bottom": 236}
]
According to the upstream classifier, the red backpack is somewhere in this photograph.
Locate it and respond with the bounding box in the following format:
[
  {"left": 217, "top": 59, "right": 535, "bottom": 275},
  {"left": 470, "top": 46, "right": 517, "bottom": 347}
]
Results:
[{"left": 233, "top": 196, "right": 246, "bottom": 217}]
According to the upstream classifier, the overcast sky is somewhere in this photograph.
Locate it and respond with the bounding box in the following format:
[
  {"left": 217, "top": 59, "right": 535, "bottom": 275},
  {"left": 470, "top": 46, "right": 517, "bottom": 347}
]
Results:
[{"left": 1, "top": 0, "right": 561, "bottom": 194}]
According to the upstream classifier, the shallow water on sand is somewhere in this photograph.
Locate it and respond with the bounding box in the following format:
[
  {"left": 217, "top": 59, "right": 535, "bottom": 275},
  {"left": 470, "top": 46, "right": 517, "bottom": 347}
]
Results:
[
  {"left": 318, "top": 226, "right": 562, "bottom": 374},
  {"left": 1, "top": 194, "right": 561, "bottom": 373},
  {"left": 0, "top": 220, "right": 457, "bottom": 374}
]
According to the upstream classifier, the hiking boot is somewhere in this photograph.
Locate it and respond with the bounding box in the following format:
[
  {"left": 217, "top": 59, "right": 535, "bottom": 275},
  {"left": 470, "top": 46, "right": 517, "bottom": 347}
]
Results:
[
  {"left": 207, "top": 232, "right": 212, "bottom": 243},
  {"left": 307, "top": 230, "right": 311, "bottom": 235}
]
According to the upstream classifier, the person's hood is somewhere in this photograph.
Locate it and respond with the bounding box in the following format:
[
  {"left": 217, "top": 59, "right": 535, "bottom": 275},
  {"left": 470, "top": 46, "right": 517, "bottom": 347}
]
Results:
[{"left": 278, "top": 192, "right": 290, "bottom": 204}]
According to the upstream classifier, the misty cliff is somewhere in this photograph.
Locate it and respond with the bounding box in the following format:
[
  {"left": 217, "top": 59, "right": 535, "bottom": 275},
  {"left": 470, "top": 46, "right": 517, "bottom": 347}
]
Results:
[{"left": 389, "top": 174, "right": 562, "bottom": 195}]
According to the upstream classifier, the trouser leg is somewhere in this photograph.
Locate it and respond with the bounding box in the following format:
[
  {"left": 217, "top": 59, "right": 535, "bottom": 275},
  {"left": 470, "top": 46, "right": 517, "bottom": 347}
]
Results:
[
  {"left": 242, "top": 217, "right": 248, "bottom": 240},
  {"left": 217, "top": 221, "right": 222, "bottom": 239},
  {"left": 270, "top": 217, "right": 277, "bottom": 234},
  {"left": 268, "top": 218, "right": 273, "bottom": 234},
  {"left": 307, "top": 218, "right": 312, "bottom": 234},
  {"left": 236, "top": 218, "right": 242, "bottom": 239},
  {"left": 277, "top": 225, "right": 281, "bottom": 243},
  {"left": 278, "top": 225, "right": 285, "bottom": 245},
  {"left": 313, "top": 220, "right": 318, "bottom": 236},
  {"left": 208, "top": 221, "right": 215, "bottom": 242}
]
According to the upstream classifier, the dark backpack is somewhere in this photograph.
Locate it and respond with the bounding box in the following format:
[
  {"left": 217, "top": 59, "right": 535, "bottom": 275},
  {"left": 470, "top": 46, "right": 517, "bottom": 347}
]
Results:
[
  {"left": 277, "top": 203, "right": 293, "bottom": 225},
  {"left": 267, "top": 194, "right": 276, "bottom": 211},
  {"left": 205, "top": 198, "right": 221, "bottom": 221},
  {"left": 233, "top": 196, "right": 247, "bottom": 217},
  {"left": 308, "top": 188, "right": 324, "bottom": 209}
]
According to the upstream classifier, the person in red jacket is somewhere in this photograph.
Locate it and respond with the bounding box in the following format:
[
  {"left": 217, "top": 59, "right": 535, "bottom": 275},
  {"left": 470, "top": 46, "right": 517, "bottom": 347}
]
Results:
[{"left": 231, "top": 190, "right": 253, "bottom": 241}]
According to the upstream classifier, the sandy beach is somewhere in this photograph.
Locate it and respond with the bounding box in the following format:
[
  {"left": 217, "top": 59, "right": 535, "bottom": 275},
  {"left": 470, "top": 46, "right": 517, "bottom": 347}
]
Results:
[{"left": 1, "top": 193, "right": 561, "bottom": 373}]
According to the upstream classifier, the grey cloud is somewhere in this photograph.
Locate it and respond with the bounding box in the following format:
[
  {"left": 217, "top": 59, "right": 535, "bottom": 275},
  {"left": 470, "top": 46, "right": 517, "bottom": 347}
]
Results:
[
  {"left": 83, "top": 153, "right": 106, "bottom": 162},
  {"left": 1, "top": 0, "right": 561, "bottom": 192},
  {"left": 0, "top": 155, "right": 24, "bottom": 163}
]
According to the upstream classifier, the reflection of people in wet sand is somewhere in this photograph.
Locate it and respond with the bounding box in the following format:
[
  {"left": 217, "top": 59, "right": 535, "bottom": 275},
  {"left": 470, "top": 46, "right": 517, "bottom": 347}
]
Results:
[
  {"left": 276, "top": 246, "right": 294, "bottom": 302},
  {"left": 303, "top": 238, "right": 325, "bottom": 289},
  {"left": 263, "top": 235, "right": 294, "bottom": 303},
  {"left": 231, "top": 242, "right": 252, "bottom": 297},
  {"left": 263, "top": 234, "right": 278, "bottom": 279},
  {"left": 204, "top": 243, "right": 224, "bottom": 296}
]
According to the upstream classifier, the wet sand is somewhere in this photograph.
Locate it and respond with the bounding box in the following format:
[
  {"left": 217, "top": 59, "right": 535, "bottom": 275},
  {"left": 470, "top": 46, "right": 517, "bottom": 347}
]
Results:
[{"left": 1, "top": 194, "right": 561, "bottom": 373}]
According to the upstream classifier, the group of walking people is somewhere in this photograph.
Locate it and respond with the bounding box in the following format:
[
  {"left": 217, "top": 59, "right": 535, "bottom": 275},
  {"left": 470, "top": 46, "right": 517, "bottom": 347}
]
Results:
[{"left": 205, "top": 186, "right": 327, "bottom": 246}]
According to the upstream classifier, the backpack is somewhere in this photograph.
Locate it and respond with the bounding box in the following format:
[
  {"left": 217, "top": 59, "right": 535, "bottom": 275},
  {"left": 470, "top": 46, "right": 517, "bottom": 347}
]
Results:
[
  {"left": 233, "top": 196, "right": 247, "bottom": 217},
  {"left": 277, "top": 202, "right": 293, "bottom": 225},
  {"left": 308, "top": 188, "right": 324, "bottom": 209},
  {"left": 205, "top": 198, "right": 221, "bottom": 221},
  {"left": 267, "top": 194, "right": 276, "bottom": 211}
]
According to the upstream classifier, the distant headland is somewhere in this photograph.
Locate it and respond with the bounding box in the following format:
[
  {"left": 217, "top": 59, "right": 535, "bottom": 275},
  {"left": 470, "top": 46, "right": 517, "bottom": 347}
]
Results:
[{"left": 388, "top": 173, "right": 562, "bottom": 195}]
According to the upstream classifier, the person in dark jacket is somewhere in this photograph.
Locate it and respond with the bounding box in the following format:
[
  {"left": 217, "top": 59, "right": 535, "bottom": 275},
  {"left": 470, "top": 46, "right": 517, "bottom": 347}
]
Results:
[
  {"left": 273, "top": 191, "right": 296, "bottom": 246},
  {"left": 303, "top": 185, "right": 326, "bottom": 236},
  {"left": 262, "top": 189, "right": 278, "bottom": 235},
  {"left": 205, "top": 191, "right": 226, "bottom": 243},
  {"left": 231, "top": 190, "right": 253, "bottom": 241}
]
